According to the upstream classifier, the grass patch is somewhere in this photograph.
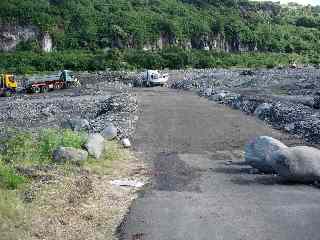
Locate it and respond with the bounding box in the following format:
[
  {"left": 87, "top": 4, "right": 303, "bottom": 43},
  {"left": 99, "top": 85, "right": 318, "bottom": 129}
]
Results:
[
  {"left": 0, "top": 128, "right": 87, "bottom": 190},
  {"left": 1, "top": 128, "right": 87, "bottom": 167},
  {"left": 0, "top": 160, "right": 25, "bottom": 190},
  {"left": 84, "top": 141, "right": 130, "bottom": 175}
]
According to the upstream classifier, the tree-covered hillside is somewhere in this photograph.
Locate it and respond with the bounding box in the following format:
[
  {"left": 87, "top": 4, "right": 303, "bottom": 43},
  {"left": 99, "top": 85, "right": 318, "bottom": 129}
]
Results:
[
  {"left": 1, "top": 0, "right": 320, "bottom": 53},
  {"left": 0, "top": 0, "right": 320, "bottom": 72}
]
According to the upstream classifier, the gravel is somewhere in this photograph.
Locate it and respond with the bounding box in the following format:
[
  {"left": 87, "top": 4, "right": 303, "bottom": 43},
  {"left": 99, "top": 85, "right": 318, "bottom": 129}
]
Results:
[{"left": 0, "top": 76, "right": 138, "bottom": 140}]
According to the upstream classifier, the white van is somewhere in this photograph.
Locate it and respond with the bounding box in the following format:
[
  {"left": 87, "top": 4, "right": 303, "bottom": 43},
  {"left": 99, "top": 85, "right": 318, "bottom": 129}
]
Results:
[{"left": 142, "top": 70, "right": 169, "bottom": 87}]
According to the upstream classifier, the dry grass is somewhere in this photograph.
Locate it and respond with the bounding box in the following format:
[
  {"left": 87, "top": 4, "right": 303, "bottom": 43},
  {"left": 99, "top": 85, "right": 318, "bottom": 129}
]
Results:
[
  {"left": 28, "top": 141, "right": 148, "bottom": 240},
  {"left": 0, "top": 189, "right": 30, "bottom": 240},
  {"left": 0, "top": 139, "right": 148, "bottom": 240}
]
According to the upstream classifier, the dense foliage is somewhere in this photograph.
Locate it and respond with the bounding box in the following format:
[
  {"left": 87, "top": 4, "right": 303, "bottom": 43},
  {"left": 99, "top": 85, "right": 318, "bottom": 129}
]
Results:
[
  {"left": 0, "top": 0, "right": 320, "bottom": 71},
  {"left": 0, "top": 49, "right": 318, "bottom": 74}
]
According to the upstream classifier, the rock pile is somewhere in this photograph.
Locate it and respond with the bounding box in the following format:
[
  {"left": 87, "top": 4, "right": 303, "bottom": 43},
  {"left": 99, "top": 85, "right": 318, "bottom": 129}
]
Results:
[
  {"left": 198, "top": 89, "right": 320, "bottom": 144},
  {"left": 168, "top": 67, "right": 320, "bottom": 94},
  {"left": 90, "top": 92, "right": 139, "bottom": 138}
]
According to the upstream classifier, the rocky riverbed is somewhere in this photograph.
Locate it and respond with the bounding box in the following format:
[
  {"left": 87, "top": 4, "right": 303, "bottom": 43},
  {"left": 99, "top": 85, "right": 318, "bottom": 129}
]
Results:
[
  {"left": 4, "top": 67, "right": 320, "bottom": 144},
  {"left": 168, "top": 67, "right": 320, "bottom": 145},
  {"left": 0, "top": 78, "right": 138, "bottom": 139}
]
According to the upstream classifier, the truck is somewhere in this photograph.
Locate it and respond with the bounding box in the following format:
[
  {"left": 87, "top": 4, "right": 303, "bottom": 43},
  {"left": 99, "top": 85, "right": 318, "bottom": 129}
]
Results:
[
  {"left": 0, "top": 74, "right": 17, "bottom": 97},
  {"left": 22, "top": 70, "right": 80, "bottom": 93},
  {"left": 135, "top": 70, "right": 168, "bottom": 87}
]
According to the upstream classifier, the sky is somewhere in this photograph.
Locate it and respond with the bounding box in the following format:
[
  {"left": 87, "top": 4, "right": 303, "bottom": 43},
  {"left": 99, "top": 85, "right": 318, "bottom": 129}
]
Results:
[{"left": 255, "top": 0, "right": 320, "bottom": 6}]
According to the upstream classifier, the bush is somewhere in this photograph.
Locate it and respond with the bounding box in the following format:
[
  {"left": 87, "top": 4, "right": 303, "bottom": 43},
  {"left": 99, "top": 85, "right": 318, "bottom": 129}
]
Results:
[
  {"left": 0, "top": 49, "right": 315, "bottom": 74},
  {"left": 1, "top": 129, "right": 87, "bottom": 166},
  {"left": 0, "top": 160, "right": 25, "bottom": 189}
]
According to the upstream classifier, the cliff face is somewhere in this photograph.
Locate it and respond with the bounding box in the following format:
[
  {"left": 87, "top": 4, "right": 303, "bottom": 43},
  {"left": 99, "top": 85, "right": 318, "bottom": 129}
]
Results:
[
  {"left": 142, "top": 33, "right": 258, "bottom": 52},
  {"left": 0, "top": 24, "right": 53, "bottom": 52},
  {"left": 0, "top": 24, "right": 258, "bottom": 53}
]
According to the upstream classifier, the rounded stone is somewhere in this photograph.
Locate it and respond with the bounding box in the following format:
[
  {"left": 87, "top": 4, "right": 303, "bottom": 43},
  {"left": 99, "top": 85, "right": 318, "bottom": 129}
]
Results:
[
  {"left": 271, "top": 146, "right": 320, "bottom": 182},
  {"left": 244, "top": 136, "right": 287, "bottom": 173},
  {"left": 101, "top": 125, "right": 118, "bottom": 140}
]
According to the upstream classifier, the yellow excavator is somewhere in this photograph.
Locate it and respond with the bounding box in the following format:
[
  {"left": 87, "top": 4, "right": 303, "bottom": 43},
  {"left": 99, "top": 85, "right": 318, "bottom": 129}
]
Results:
[{"left": 0, "top": 74, "right": 17, "bottom": 97}]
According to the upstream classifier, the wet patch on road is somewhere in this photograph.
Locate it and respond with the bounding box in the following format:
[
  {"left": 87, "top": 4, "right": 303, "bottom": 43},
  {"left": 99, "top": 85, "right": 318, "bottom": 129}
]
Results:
[{"left": 153, "top": 152, "right": 201, "bottom": 192}]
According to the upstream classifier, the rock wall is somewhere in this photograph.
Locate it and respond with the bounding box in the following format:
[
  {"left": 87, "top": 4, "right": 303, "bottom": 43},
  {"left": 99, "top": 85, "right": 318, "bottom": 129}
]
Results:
[
  {"left": 142, "top": 32, "right": 258, "bottom": 52},
  {"left": 0, "top": 24, "right": 53, "bottom": 52}
]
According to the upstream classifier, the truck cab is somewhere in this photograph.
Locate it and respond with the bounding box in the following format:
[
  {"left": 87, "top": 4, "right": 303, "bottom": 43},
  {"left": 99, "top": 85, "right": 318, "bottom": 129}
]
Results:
[
  {"left": 60, "top": 70, "right": 80, "bottom": 87},
  {"left": 0, "top": 74, "right": 17, "bottom": 96}
]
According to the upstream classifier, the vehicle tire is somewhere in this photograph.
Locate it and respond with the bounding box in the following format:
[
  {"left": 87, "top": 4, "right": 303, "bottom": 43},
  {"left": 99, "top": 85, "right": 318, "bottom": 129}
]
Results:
[
  {"left": 54, "top": 83, "right": 63, "bottom": 90},
  {"left": 41, "top": 86, "right": 48, "bottom": 93},
  {"left": 4, "top": 91, "right": 12, "bottom": 97},
  {"left": 32, "top": 86, "right": 41, "bottom": 94}
]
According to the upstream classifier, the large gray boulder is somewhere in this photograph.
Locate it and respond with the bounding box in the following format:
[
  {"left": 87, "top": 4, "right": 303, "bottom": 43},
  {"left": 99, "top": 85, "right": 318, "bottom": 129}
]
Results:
[
  {"left": 271, "top": 146, "right": 320, "bottom": 182},
  {"left": 53, "top": 147, "right": 88, "bottom": 164},
  {"left": 101, "top": 125, "right": 118, "bottom": 140},
  {"left": 245, "top": 136, "right": 287, "bottom": 173},
  {"left": 85, "top": 133, "right": 105, "bottom": 159}
]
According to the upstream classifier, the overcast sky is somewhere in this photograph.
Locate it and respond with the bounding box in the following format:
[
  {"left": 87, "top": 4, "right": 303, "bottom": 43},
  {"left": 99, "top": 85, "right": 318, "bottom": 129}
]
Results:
[{"left": 254, "top": 0, "right": 320, "bottom": 6}]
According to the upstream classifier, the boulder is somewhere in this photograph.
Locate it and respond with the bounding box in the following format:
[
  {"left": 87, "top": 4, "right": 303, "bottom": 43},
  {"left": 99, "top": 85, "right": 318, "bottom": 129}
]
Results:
[
  {"left": 271, "top": 146, "right": 320, "bottom": 183},
  {"left": 121, "top": 138, "right": 131, "bottom": 148},
  {"left": 254, "top": 103, "right": 272, "bottom": 120},
  {"left": 209, "top": 92, "right": 227, "bottom": 102},
  {"left": 85, "top": 134, "right": 105, "bottom": 159},
  {"left": 53, "top": 147, "right": 88, "bottom": 164},
  {"left": 201, "top": 88, "right": 214, "bottom": 97},
  {"left": 101, "top": 125, "right": 118, "bottom": 140},
  {"left": 62, "top": 118, "right": 90, "bottom": 132},
  {"left": 244, "top": 136, "right": 287, "bottom": 173}
]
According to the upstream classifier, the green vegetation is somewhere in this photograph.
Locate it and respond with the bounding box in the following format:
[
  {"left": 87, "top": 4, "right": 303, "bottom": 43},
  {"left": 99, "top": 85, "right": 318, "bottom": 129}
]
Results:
[
  {"left": 0, "top": 129, "right": 87, "bottom": 190},
  {"left": 0, "top": 128, "right": 132, "bottom": 239},
  {"left": 84, "top": 140, "right": 130, "bottom": 175},
  {"left": 0, "top": 1, "right": 320, "bottom": 71},
  {"left": 1, "top": 129, "right": 87, "bottom": 168},
  {"left": 0, "top": 49, "right": 318, "bottom": 74}
]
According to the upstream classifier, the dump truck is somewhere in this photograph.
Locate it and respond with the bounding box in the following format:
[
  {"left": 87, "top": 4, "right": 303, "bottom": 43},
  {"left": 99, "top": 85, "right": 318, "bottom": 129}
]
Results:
[
  {"left": 0, "top": 74, "right": 17, "bottom": 97},
  {"left": 22, "top": 70, "right": 80, "bottom": 93}
]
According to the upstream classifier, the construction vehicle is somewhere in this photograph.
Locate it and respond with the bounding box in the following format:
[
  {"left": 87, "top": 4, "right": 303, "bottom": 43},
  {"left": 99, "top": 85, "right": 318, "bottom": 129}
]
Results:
[
  {"left": 0, "top": 74, "right": 17, "bottom": 97},
  {"left": 22, "top": 70, "right": 80, "bottom": 93},
  {"left": 140, "top": 70, "right": 169, "bottom": 87}
]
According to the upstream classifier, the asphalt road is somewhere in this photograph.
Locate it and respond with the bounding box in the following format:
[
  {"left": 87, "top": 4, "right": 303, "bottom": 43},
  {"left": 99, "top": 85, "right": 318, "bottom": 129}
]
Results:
[{"left": 119, "top": 87, "right": 320, "bottom": 240}]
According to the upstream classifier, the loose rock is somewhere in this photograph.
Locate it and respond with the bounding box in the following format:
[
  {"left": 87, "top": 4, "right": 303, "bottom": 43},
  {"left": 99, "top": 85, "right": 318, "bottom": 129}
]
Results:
[
  {"left": 254, "top": 103, "right": 272, "bottom": 120},
  {"left": 53, "top": 147, "right": 88, "bottom": 164},
  {"left": 121, "top": 138, "right": 131, "bottom": 148},
  {"left": 101, "top": 125, "right": 118, "bottom": 140},
  {"left": 62, "top": 118, "right": 90, "bottom": 132},
  {"left": 244, "top": 136, "right": 287, "bottom": 173},
  {"left": 271, "top": 146, "right": 320, "bottom": 183},
  {"left": 85, "top": 134, "right": 105, "bottom": 159}
]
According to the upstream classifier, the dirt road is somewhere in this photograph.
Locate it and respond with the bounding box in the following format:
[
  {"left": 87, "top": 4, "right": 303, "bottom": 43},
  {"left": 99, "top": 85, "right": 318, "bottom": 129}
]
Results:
[{"left": 119, "top": 87, "right": 320, "bottom": 240}]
